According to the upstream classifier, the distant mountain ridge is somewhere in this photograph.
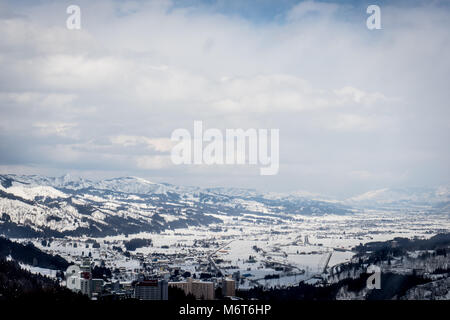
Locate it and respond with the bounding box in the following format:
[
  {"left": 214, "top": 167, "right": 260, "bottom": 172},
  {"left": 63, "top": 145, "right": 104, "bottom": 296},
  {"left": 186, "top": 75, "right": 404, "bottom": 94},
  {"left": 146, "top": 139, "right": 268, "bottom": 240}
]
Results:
[
  {"left": 0, "top": 174, "right": 353, "bottom": 238},
  {"left": 346, "top": 186, "right": 450, "bottom": 211}
]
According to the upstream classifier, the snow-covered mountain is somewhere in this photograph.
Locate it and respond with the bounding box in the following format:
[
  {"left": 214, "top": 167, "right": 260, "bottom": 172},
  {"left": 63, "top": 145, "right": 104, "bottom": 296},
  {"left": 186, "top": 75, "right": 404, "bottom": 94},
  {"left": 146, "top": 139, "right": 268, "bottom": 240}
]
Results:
[
  {"left": 1, "top": 174, "right": 447, "bottom": 238},
  {"left": 0, "top": 174, "right": 352, "bottom": 238},
  {"left": 347, "top": 186, "right": 450, "bottom": 211}
]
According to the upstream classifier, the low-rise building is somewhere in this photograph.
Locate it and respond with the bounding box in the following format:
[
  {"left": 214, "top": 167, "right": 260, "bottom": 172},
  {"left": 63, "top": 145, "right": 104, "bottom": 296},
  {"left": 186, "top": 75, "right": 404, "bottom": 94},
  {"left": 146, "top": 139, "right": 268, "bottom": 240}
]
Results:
[
  {"left": 169, "top": 277, "right": 215, "bottom": 300},
  {"left": 134, "top": 279, "right": 168, "bottom": 300},
  {"left": 222, "top": 278, "right": 236, "bottom": 297}
]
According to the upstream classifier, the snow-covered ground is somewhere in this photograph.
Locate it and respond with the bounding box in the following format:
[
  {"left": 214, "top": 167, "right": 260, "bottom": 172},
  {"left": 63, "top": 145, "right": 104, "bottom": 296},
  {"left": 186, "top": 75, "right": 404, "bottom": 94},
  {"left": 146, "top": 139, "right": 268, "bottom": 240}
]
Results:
[
  {"left": 12, "top": 210, "right": 449, "bottom": 289},
  {"left": 19, "top": 263, "right": 58, "bottom": 278}
]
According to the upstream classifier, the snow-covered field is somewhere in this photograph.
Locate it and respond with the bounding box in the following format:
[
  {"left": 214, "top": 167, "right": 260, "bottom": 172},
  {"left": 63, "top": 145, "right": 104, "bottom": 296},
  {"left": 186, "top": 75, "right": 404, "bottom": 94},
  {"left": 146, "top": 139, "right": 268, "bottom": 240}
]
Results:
[{"left": 13, "top": 210, "right": 450, "bottom": 289}]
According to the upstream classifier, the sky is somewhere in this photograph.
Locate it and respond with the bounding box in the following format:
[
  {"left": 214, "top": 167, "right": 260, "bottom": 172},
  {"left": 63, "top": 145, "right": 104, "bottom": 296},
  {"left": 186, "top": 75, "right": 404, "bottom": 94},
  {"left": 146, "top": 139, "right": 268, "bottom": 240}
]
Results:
[{"left": 0, "top": 0, "right": 449, "bottom": 197}]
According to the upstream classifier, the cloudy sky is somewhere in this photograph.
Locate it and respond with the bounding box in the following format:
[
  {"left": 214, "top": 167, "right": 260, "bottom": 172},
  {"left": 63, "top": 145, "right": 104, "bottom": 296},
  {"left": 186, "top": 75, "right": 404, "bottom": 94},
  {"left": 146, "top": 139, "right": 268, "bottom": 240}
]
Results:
[{"left": 0, "top": 0, "right": 449, "bottom": 197}]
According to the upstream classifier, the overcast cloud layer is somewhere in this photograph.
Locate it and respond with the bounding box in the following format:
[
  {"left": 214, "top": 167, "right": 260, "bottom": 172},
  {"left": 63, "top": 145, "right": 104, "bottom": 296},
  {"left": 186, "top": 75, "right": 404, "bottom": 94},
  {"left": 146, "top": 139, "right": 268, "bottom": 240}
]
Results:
[{"left": 0, "top": 0, "right": 449, "bottom": 197}]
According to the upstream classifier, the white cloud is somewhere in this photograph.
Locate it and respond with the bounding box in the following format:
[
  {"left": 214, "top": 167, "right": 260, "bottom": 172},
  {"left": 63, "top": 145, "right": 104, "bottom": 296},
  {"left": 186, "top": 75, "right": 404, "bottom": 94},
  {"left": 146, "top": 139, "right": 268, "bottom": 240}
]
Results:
[
  {"left": 0, "top": 0, "right": 448, "bottom": 195},
  {"left": 286, "top": 0, "right": 338, "bottom": 21},
  {"left": 111, "top": 135, "right": 174, "bottom": 152},
  {"left": 333, "top": 86, "right": 387, "bottom": 105},
  {"left": 331, "top": 114, "right": 377, "bottom": 132},
  {"left": 33, "top": 122, "right": 78, "bottom": 137},
  {"left": 136, "top": 155, "right": 172, "bottom": 169}
]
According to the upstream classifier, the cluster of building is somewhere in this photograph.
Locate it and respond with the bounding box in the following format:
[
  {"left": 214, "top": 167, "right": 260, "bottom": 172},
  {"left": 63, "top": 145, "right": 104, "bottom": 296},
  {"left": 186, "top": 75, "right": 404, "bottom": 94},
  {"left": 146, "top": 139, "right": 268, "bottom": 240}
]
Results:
[
  {"left": 66, "top": 259, "right": 104, "bottom": 298},
  {"left": 65, "top": 258, "right": 237, "bottom": 300},
  {"left": 134, "top": 278, "right": 168, "bottom": 300},
  {"left": 168, "top": 276, "right": 235, "bottom": 299}
]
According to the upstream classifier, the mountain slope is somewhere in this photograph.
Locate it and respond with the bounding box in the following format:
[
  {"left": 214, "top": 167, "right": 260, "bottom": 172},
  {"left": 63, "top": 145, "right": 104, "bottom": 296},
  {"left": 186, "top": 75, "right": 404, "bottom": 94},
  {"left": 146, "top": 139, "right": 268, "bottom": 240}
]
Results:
[
  {"left": 0, "top": 174, "right": 353, "bottom": 238},
  {"left": 347, "top": 186, "right": 450, "bottom": 211}
]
